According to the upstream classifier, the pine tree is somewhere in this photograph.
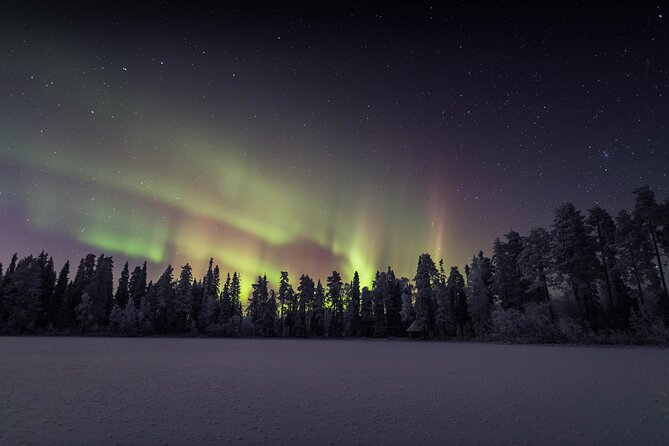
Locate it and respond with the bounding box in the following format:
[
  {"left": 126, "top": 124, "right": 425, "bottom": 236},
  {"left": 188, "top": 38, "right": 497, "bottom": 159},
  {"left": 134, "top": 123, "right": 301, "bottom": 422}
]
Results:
[
  {"left": 128, "top": 262, "right": 147, "bottom": 308},
  {"left": 83, "top": 254, "right": 114, "bottom": 327},
  {"left": 383, "top": 267, "right": 403, "bottom": 336},
  {"left": 311, "top": 280, "right": 326, "bottom": 336},
  {"left": 247, "top": 275, "right": 269, "bottom": 335},
  {"left": 346, "top": 271, "right": 361, "bottom": 336},
  {"left": 468, "top": 255, "right": 491, "bottom": 333},
  {"left": 115, "top": 262, "right": 130, "bottom": 308},
  {"left": 586, "top": 207, "right": 620, "bottom": 326},
  {"left": 61, "top": 254, "right": 96, "bottom": 329},
  {"left": 552, "top": 203, "right": 602, "bottom": 328},
  {"left": 230, "top": 272, "right": 242, "bottom": 318},
  {"left": 144, "top": 280, "right": 157, "bottom": 329},
  {"left": 264, "top": 289, "right": 278, "bottom": 337},
  {"left": 297, "top": 274, "right": 315, "bottom": 337},
  {"left": 278, "top": 271, "right": 294, "bottom": 336},
  {"left": 175, "top": 263, "right": 194, "bottom": 333},
  {"left": 615, "top": 210, "right": 650, "bottom": 310},
  {"left": 413, "top": 253, "right": 437, "bottom": 338},
  {"left": 372, "top": 272, "right": 386, "bottom": 337},
  {"left": 199, "top": 259, "right": 220, "bottom": 332},
  {"left": 359, "top": 286, "right": 374, "bottom": 337},
  {"left": 518, "top": 227, "right": 555, "bottom": 320},
  {"left": 433, "top": 260, "right": 449, "bottom": 338},
  {"left": 400, "top": 283, "right": 415, "bottom": 328},
  {"left": 4, "top": 256, "right": 42, "bottom": 333},
  {"left": 493, "top": 230, "right": 528, "bottom": 309},
  {"left": 219, "top": 273, "right": 232, "bottom": 324},
  {"left": 448, "top": 267, "right": 470, "bottom": 337},
  {"left": 51, "top": 261, "right": 69, "bottom": 328},
  {"left": 35, "top": 252, "right": 56, "bottom": 328},
  {"left": 633, "top": 186, "right": 669, "bottom": 314},
  {"left": 155, "top": 264, "right": 176, "bottom": 333},
  {"left": 190, "top": 278, "right": 203, "bottom": 330},
  {"left": 327, "top": 270, "right": 343, "bottom": 337}
]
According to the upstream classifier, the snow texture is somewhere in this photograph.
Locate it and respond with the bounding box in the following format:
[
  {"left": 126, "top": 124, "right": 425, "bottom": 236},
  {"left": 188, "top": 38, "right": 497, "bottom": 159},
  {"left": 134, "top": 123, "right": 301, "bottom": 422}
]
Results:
[{"left": 1, "top": 337, "right": 668, "bottom": 445}]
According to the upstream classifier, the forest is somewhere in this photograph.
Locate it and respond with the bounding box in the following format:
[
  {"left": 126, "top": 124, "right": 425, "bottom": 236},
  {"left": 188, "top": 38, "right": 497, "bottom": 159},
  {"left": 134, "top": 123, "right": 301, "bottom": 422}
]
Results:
[{"left": 1, "top": 186, "right": 668, "bottom": 344}]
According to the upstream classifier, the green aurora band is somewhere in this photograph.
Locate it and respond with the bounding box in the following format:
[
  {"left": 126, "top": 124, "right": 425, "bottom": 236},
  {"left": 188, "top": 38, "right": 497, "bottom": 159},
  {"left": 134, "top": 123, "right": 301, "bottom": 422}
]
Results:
[{"left": 0, "top": 44, "right": 454, "bottom": 299}]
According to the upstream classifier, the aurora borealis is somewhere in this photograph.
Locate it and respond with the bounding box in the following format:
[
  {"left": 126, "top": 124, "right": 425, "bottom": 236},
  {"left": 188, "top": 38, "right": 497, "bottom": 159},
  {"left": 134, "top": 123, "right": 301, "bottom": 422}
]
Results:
[{"left": 1, "top": 3, "right": 668, "bottom": 296}]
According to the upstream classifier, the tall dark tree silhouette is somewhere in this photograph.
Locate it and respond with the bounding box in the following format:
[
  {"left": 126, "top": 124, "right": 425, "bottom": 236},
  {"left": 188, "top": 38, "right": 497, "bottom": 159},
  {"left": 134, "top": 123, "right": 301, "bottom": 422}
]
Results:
[
  {"left": 518, "top": 227, "right": 555, "bottom": 320},
  {"left": 372, "top": 272, "right": 386, "bottom": 337},
  {"left": 248, "top": 275, "right": 269, "bottom": 335},
  {"left": 128, "top": 262, "right": 147, "bottom": 308},
  {"left": 633, "top": 186, "right": 669, "bottom": 313},
  {"left": 327, "top": 270, "right": 343, "bottom": 337},
  {"left": 413, "top": 253, "right": 437, "bottom": 339},
  {"left": 3, "top": 255, "right": 42, "bottom": 333},
  {"left": 155, "top": 264, "right": 176, "bottom": 333},
  {"left": 175, "top": 263, "right": 194, "bottom": 332},
  {"left": 493, "top": 230, "right": 528, "bottom": 308},
  {"left": 552, "top": 203, "right": 601, "bottom": 328},
  {"left": 359, "top": 286, "right": 374, "bottom": 337},
  {"left": 311, "top": 280, "right": 325, "bottom": 336},
  {"left": 587, "top": 207, "right": 619, "bottom": 326},
  {"left": 278, "top": 271, "right": 294, "bottom": 336},
  {"left": 447, "top": 266, "right": 469, "bottom": 337},
  {"left": 297, "top": 274, "right": 315, "bottom": 337},
  {"left": 219, "top": 273, "right": 232, "bottom": 324},
  {"left": 346, "top": 271, "right": 361, "bottom": 336},
  {"left": 115, "top": 262, "right": 130, "bottom": 308},
  {"left": 51, "top": 261, "right": 69, "bottom": 328}
]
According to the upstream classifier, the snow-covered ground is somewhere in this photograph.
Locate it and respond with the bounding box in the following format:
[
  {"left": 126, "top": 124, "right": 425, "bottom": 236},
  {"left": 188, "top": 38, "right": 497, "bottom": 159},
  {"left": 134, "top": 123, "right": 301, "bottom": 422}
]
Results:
[{"left": 1, "top": 337, "right": 667, "bottom": 445}]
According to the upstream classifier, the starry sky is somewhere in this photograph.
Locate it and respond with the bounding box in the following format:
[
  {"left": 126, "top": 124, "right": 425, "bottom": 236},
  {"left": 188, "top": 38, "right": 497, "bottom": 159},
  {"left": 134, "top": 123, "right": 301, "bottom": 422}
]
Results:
[{"left": 1, "top": 2, "right": 667, "bottom": 293}]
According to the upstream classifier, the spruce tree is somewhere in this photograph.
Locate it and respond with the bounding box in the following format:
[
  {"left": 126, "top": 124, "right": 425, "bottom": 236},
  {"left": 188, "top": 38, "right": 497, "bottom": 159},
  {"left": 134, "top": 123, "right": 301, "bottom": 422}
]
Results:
[
  {"left": 493, "top": 230, "right": 528, "bottom": 308},
  {"left": 62, "top": 254, "right": 96, "bottom": 329},
  {"left": 115, "top": 262, "right": 130, "bottom": 308},
  {"left": 448, "top": 267, "right": 469, "bottom": 337},
  {"left": 83, "top": 254, "right": 114, "bottom": 327},
  {"left": 383, "top": 267, "right": 403, "bottom": 336},
  {"left": 278, "top": 271, "right": 294, "bottom": 336},
  {"left": 230, "top": 272, "right": 242, "bottom": 318},
  {"left": 155, "top": 265, "right": 176, "bottom": 333},
  {"left": 175, "top": 263, "right": 194, "bottom": 333},
  {"left": 264, "top": 289, "right": 278, "bottom": 337},
  {"left": 346, "top": 271, "right": 361, "bottom": 336},
  {"left": 248, "top": 275, "right": 269, "bottom": 335},
  {"left": 518, "top": 227, "right": 555, "bottom": 320},
  {"left": 359, "top": 286, "right": 374, "bottom": 337},
  {"left": 552, "top": 203, "right": 602, "bottom": 328},
  {"left": 633, "top": 186, "right": 669, "bottom": 314},
  {"left": 400, "top": 283, "right": 415, "bottom": 328},
  {"left": 468, "top": 255, "right": 490, "bottom": 333},
  {"left": 128, "top": 263, "right": 147, "bottom": 308},
  {"left": 51, "top": 261, "right": 69, "bottom": 328},
  {"left": 586, "top": 207, "right": 620, "bottom": 326},
  {"left": 4, "top": 256, "right": 42, "bottom": 333},
  {"left": 297, "top": 274, "right": 315, "bottom": 337},
  {"left": 372, "top": 272, "right": 386, "bottom": 337},
  {"left": 327, "top": 270, "right": 343, "bottom": 337},
  {"left": 433, "top": 260, "right": 449, "bottom": 338},
  {"left": 36, "top": 252, "right": 56, "bottom": 328},
  {"left": 199, "top": 259, "right": 220, "bottom": 332},
  {"left": 219, "top": 273, "right": 232, "bottom": 324},
  {"left": 311, "top": 280, "right": 326, "bottom": 336},
  {"left": 413, "top": 253, "right": 437, "bottom": 338}
]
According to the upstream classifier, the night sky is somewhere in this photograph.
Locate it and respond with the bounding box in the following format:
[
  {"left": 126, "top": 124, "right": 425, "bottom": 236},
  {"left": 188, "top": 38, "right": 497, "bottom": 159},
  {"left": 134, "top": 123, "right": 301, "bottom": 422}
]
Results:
[{"left": 1, "top": 2, "right": 667, "bottom": 293}]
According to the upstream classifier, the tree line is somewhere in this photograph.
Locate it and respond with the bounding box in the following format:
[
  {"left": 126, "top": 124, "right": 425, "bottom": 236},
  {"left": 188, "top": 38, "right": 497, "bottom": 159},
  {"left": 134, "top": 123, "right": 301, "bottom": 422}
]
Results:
[{"left": 0, "top": 186, "right": 667, "bottom": 343}]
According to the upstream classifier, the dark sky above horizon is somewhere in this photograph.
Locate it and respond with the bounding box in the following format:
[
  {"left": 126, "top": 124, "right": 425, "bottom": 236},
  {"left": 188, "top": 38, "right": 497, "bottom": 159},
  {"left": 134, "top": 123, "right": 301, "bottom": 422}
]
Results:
[{"left": 0, "top": 2, "right": 667, "bottom": 292}]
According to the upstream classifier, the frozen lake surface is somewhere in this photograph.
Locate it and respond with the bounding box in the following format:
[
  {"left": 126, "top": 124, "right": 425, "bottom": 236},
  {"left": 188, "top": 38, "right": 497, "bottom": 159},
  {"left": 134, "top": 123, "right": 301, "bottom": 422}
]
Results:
[{"left": 1, "top": 337, "right": 668, "bottom": 445}]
